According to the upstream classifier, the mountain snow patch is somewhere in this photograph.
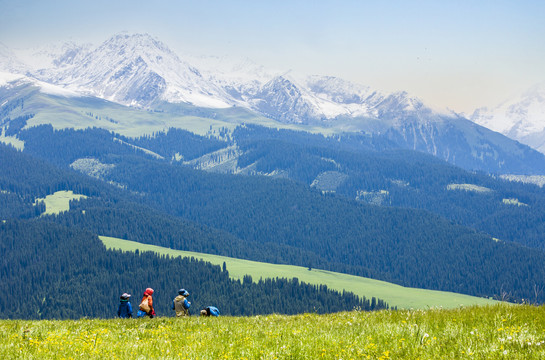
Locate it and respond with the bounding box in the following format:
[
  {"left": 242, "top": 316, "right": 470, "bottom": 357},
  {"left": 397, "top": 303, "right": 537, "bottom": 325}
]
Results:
[{"left": 0, "top": 72, "right": 25, "bottom": 86}]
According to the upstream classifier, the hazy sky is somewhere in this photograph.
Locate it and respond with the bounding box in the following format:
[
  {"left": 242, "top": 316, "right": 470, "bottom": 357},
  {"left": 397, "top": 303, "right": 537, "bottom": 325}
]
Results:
[{"left": 1, "top": 0, "right": 544, "bottom": 113}]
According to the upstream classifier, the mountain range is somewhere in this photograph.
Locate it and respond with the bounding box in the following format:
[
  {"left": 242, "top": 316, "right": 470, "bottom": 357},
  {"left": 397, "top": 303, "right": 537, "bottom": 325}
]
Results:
[{"left": 1, "top": 33, "right": 545, "bottom": 175}]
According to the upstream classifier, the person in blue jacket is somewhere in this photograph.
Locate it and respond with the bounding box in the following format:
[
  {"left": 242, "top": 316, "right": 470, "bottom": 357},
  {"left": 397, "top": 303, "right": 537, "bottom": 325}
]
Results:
[
  {"left": 117, "top": 293, "right": 133, "bottom": 318},
  {"left": 172, "top": 289, "right": 191, "bottom": 317},
  {"left": 200, "top": 306, "right": 220, "bottom": 317}
]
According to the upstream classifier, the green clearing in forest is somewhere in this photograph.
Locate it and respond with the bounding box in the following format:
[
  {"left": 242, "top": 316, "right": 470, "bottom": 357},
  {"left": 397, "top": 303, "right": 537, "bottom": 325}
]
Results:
[{"left": 35, "top": 190, "right": 87, "bottom": 216}]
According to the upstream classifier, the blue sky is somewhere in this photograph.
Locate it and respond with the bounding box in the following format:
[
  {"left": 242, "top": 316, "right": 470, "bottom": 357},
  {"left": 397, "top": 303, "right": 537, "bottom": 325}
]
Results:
[{"left": 1, "top": 0, "right": 544, "bottom": 112}]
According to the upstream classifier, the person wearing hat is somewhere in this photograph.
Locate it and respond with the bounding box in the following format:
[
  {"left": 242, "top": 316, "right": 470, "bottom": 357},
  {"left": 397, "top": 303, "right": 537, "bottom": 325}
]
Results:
[
  {"left": 172, "top": 289, "right": 191, "bottom": 317},
  {"left": 138, "top": 288, "right": 156, "bottom": 318},
  {"left": 117, "top": 293, "right": 133, "bottom": 318}
]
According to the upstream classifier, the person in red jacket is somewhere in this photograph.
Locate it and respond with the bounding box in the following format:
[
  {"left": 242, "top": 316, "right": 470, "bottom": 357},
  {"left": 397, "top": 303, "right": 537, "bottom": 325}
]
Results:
[{"left": 138, "top": 288, "right": 156, "bottom": 318}]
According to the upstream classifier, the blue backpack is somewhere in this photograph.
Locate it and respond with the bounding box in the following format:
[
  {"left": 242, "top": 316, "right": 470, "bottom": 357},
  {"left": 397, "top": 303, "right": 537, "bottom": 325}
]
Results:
[{"left": 208, "top": 306, "right": 220, "bottom": 316}]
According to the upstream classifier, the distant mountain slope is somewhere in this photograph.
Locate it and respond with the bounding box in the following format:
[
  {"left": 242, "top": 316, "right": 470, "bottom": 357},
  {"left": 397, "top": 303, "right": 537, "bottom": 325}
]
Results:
[
  {"left": 232, "top": 126, "right": 545, "bottom": 249},
  {"left": 471, "top": 82, "right": 545, "bottom": 154},
  {"left": 2, "top": 73, "right": 545, "bottom": 174}
]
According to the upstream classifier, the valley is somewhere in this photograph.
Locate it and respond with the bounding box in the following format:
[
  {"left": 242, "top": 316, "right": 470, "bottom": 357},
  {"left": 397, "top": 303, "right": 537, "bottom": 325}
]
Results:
[{"left": 1, "top": 32, "right": 545, "bottom": 320}]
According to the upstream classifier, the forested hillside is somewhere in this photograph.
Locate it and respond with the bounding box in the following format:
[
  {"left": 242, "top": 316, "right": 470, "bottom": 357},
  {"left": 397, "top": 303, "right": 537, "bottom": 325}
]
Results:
[
  {"left": 0, "top": 219, "right": 382, "bottom": 319},
  {"left": 232, "top": 126, "right": 545, "bottom": 249},
  {"left": 16, "top": 124, "right": 545, "bottom": 252},
  {"left": 3, "top": 118, "right": 545, "bottom": 307},
  {"left": 102, "top": 157, "right": 545, "bottom": 301},
  {"left": 3, "top": 141, "right": 545, "bottom": 304}
]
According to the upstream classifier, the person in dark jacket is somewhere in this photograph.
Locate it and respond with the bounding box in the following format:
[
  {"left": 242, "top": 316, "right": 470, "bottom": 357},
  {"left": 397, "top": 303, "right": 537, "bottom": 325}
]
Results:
[
  {"left": 200, "top": 306, "right": 220, "bottom": 317},
  {"left": 117, "top": 293, "right": 133, "bottom": 318},
  {"left": 172, "top": 289, "right": 191, "bottom": 317}
]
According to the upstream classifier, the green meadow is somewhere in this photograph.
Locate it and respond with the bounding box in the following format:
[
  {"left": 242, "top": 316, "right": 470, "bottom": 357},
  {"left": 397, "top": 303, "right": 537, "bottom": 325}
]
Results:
[
  {"left": 35, "top": 190, "right": 87, "bottom": 216},
  {"left": 101, "top": 236, "right": 498, "bottom": 310},
  {"left": 2, "top": 304, "right": 543, "bottom": 359}
]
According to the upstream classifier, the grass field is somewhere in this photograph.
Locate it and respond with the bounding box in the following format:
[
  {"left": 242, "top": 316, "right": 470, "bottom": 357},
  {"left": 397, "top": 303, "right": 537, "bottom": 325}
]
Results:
[
  {"left": 35, "top": 190, "right": 87, "bottom": 216},
  {"left": 101, "top": 236, "right": 498, "bottom": 310},
  {"left": 2, "top": 304, "right": 543, "bottom": 359}
]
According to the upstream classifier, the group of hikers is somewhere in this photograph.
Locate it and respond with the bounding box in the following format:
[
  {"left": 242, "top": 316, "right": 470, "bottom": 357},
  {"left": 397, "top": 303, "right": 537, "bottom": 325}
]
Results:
[{"left": 117, "top": 288, "right": 220, "bottom": 319}]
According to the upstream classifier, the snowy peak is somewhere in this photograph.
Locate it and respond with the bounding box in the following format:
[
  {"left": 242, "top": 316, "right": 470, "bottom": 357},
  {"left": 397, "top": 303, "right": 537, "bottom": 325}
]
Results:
[
  {"left": 101, "top": 33, "right": 172, "bottom": 56},
  {"left": 251, "top": 75, "right": 313, "bottom": 123},
  {"left": 91, "top": 33, "right": 190, "bottom": 77},
  {"left": 34, "top": 33, "right": 231, "bottom": 108},
  {"left": 376, "top": 91, "right": 427, "bottom": 116},
  {"left": 304, "top": 75, "right": 377, "bottom": 105},
  {"left": 471, "top": 82, "right": 545, "bottom": 153}
]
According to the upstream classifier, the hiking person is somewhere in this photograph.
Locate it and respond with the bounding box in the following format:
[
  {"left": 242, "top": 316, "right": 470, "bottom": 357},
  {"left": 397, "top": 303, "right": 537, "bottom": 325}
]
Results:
[
  {"left": 117, "top": 293, "right": 133, "bottom": 318},
  {"left": 172, "top": 288, "right": 191, "bottom": 317},
  {"left": 137, "top": 288, "right": 155, "bottom": 318},
  {"left": 200, "top": 306, "right": 220, "bottom": 317}
]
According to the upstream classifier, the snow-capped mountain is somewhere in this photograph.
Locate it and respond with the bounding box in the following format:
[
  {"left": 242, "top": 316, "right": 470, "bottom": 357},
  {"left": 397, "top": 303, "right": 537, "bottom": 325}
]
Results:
[
  {"left": 30, "top": 33, "right": 234, "bottom": 108},
  {"left": 471, "top": 83, "right": 545, "bottom": 154},
  {"left": 2, "top": 33, "right": 451, "bottom": 128},
  {"left": 6, "top": 33, "right": 440, "bottom": 125},
  {"left": 3, "top": 32, "right": 545, "bottom": 174}
]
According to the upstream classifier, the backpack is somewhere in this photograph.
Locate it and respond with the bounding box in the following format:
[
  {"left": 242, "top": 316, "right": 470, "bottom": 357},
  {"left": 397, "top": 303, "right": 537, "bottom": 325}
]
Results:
[
  {"left": 208, "top": 306, "right": 220, "bottom": 316},
  {"left": 139, "top": 296, "right": 150, "bottom": 313}
]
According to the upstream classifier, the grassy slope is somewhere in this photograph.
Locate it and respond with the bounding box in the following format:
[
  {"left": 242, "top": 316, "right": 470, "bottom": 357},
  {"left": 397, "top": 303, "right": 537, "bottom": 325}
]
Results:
[
  {"left": 2, "top": 304, "right": 543, "bottom": 359},
  {"left": 23, "top": 92, "right": 235, "bottom": 137},
  {"left": 35, "top": 190, "right": 87, "bottom": 216},
  {"left": 101, "top": 236, "right": 497, "bottom": 310},
  {"left": 10, "top": 87, "right": 336, "bottom": 138}
]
